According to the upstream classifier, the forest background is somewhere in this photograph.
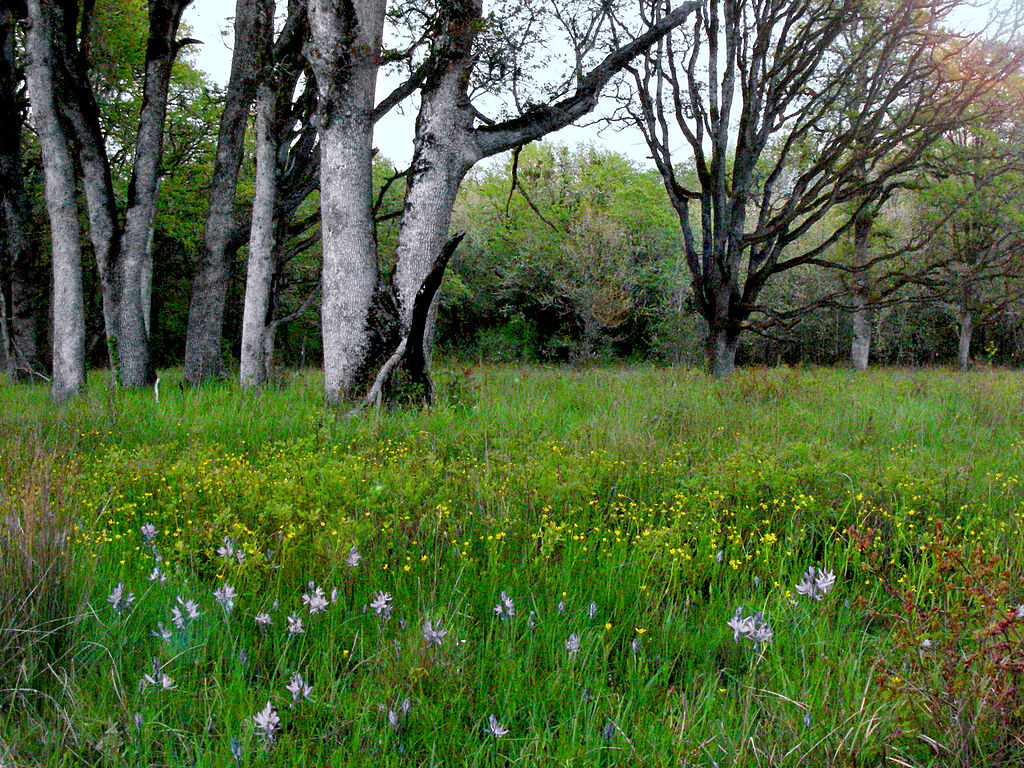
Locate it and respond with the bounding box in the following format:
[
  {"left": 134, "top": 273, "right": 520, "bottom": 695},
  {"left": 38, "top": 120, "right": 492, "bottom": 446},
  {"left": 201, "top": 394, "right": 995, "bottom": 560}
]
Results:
[{"left": 3, "top": 0, "right": 1024, "bottom": 396}]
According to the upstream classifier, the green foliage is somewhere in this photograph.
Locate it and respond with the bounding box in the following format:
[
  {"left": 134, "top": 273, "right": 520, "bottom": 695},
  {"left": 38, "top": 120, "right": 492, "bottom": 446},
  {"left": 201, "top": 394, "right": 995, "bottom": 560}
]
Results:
[{"left": 446, "top": 144, "right": 683, "bottom": 361}]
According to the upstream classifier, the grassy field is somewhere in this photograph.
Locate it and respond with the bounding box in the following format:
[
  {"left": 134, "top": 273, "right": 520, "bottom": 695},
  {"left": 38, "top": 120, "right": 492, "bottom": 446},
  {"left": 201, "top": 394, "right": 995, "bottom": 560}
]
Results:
[{"left": 2, "top": 364, "right": 1024, "bottom": 767}]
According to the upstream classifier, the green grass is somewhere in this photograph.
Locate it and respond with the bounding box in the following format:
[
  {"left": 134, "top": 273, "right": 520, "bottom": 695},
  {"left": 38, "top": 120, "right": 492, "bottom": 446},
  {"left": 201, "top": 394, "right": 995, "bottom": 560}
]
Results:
[{"left": 1, "top": 364, "right": 1024, "bottom": 766}]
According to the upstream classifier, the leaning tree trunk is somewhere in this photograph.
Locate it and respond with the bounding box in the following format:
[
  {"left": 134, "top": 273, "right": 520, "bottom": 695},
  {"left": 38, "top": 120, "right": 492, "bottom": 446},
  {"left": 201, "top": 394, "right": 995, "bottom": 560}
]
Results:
[
  {"left": 183, "top": 0, "right": 271, "bottom": 384},
  {"left": 356, "top": 235, "right": 464, "bottom": 410},
  {"left": 307, "top": 0, "right": 386, "bottom": 403},
  {"left": 383, "top": 0, "right": 697, "bottom": 398},
  {"left": 390, "top": 43, "right": 477, "bottom": 347},
  {"left": 24, "top": 0, "right": 85, "bottom": 402},
  {"left": 59, "top": 51, "right": 123, "bottom": 376},
  {"left": 117, "top": 0, "right": 194, "bottom": 387}
]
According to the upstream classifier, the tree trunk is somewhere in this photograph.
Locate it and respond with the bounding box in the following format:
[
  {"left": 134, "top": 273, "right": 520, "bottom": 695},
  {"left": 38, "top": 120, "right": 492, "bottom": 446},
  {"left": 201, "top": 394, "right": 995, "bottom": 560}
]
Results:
[
  {"left": 0, "top": 294, "right": 10, "bottom": 382},
  {"left": 391, "top": 4, "right": 479, "bottom": 343},
  {"left": 957, "top": 279, "right": 974, "bottom": 370},
  {"left": 1, "top": 10, "right": 41, "bottom": 380},
  {"left": 240, "top": 82, "right": 282, "bottom": 387},
  {"left": 307, "top": 0, "right": 386, "bottom": 403},
  {"left": 384, "top": 0, "right": 697, "bottom": 388},
  {"left": 957, "top": 310, "right": 972, "bottom": 370},
  {"left": 0, "top": 7, "right": 42, "bottom": 380},
  {"left": 59, "top": 54, "right": 123, "bottom": 377},
  {"left": 849, "top": 203, "right": 873, "bottom": 372},
  {"left": 1, "top": 198, "right": 41, "bottom": 380},
  {"left": 708, "top": 327, "right": 738, "bottom": 378},
  {"left": 43, "top": 0, "right": 135, "bottom": 377},
  {"left": 183, "top": 0, "right": 271, "bottom": 384},
  {"left": 24, "top": 0, "right": 86, "bottom": 401},
  {"left": 141, "top": 208, "right": 157, "bottom": 337},
  {"left": 116, "top": 0, "right": 193, "bottom": 387},
  {"left": 851, "top": 284, "right": 872, "bottom": 372},
  {"left": 355, "top": 234, "right": 464, "bottom": 411},
  {"left": 239, "top": 3, "right": 307, "bottom": 387}
]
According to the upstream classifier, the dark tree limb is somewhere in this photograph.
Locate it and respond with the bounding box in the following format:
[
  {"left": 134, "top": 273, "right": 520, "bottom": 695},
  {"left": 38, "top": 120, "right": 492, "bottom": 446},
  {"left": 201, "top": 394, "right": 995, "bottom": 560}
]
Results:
[{"left": 351, "top": 233, "right": 465, "bottom": 412}]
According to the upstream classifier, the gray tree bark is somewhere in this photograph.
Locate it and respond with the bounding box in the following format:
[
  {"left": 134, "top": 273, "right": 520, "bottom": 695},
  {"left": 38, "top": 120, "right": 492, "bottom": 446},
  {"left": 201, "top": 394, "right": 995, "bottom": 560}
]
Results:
[
  {"left": 56, "top": 18, "right": 123, "bottom": 377},
  {"left": 0, "top": 288, "right": 9, "bottom": 381},
  {"left": 0, "top": 7, "right": 41, "bottom": 380},
  {"left": 24, "top": 0, "right": 86, "bottom": 402},
  {"left": 184, "top": 0, "right": 272, "bottom": 384},
  {"left": 1, "top": 192, "right": 41, "bottom": 381},
  {"left": 240, "top": 0, "right": 308, "bottom": 387},
  {"left": 957, "top": 309, "right": 973, "bottom": 370},
  {"left": 850, "top": 287, "right": 872, "bottom": 372},
  {"left": 390, "top": 0, "right": 481, "bottom": 342},
  {"left": 142, "top": 216, "right": 156, "bottom": 337},
  {"left": 708, "top": 328, "right": 739, "bottom": 378},
  {"left": 957, "top": 280, "right": 974, "bottom": 370},
  {"left": 116, "top": 0, "right": 194, "bottom": 387},
  {"left": 307, "top": 0, "right": 386, "bottom": 403},
  {"left": 382, "top": 0, "right": 698, "bottom": 398},
  {"left": 850, "top": 209, "right": 873, "bottom": 372},
  {"left": 240, "top": 81, "right": 283, "bottom": 387}
]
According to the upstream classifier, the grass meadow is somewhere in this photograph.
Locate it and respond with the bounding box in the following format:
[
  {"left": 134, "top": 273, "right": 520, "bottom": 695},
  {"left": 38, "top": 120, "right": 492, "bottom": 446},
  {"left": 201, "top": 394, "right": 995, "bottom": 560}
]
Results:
[{"left": 2, "top": 364, "right": 1024, "bottom": 767}]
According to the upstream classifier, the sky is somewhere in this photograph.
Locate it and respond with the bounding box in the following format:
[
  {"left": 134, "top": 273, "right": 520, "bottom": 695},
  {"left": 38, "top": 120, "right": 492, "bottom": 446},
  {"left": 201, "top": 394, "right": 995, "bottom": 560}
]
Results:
[
  {"left": 181, "top": 1, "right": 998, "bottom": 169},
  {"left": 180, "top": 2, "right": 660, "bottom": 167}
]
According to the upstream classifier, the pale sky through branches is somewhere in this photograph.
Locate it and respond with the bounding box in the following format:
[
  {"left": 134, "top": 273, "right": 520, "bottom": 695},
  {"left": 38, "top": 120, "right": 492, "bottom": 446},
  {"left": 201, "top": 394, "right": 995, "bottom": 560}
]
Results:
[
  {"left": 181, "top": 1, "right": 658, "bottom": 167},
  {"left": 182, "top": 1, "right": 998, "bottom": 168}
]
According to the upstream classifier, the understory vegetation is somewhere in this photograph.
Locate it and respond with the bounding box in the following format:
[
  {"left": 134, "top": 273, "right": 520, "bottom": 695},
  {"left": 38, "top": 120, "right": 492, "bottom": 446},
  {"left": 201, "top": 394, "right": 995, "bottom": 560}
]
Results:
[{"left": 2, "top": 365, "right": 1023, "bottom": 766}]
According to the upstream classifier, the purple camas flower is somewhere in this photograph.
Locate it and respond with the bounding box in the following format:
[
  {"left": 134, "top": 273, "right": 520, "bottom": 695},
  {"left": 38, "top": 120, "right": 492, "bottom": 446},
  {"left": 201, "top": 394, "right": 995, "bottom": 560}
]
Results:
[
  {"left": 565, "top": 632, "right": 580, "bottom": 656},
  {"left": 795, "top": 566, "right": 836, "bottom": 601},
  {"left": 214, "top": 583, "right": 237, "bottom": 614},
  {"left": 302, "top": 583, "right": 329, "bottom": 615},
  {"left": 370, "top": 591, "right": 393, "bottom": 621},
  {"left": 345, "top": 544, "right": 362, "bottom": 567},
  {"left": 422, "top": 618, "right": 447, "bottom": 646},
  {"left": 493, "top": 591, "right": 515, "bottom": 620},
  {"left": 728, "top": 606, "right": 773, "bottom": 646},
  {"left": 286, "top": 613, "right": 306, "bottom": 635},
  {"left": 253, "top": 701, "right": 280, "bottom": 745},
  {"left": 140, "top": 523, "right": 158, "bottom": 543},
  {"left": 286, "top": 671, "right": 313, "bottom": 702},
  {"left": 107, "top": 583, "right": 135, "bottom": 615},
  {"left": 483, "top": 714, "right": 509, "bottom": 738}
]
